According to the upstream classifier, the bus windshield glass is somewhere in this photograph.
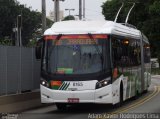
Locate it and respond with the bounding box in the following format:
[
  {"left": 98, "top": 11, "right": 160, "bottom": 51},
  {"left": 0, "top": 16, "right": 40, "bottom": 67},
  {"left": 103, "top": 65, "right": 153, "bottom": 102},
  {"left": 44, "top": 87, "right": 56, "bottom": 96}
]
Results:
[{"left": 43, "top": 34, "right": 110, "bottom": 75}]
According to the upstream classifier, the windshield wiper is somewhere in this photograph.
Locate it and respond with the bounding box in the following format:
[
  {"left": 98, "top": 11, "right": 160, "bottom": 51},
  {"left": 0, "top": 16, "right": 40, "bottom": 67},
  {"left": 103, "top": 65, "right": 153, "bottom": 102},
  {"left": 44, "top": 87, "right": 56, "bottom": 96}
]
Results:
[
  {"left": 88, "top": 33, "right": 104, "bottom": 71},
  {"left": 46, "top": 34, "right": 62, "bottom": 73},
  {"left": 48, "top": 34, "right": 62, "bottom": 57}
]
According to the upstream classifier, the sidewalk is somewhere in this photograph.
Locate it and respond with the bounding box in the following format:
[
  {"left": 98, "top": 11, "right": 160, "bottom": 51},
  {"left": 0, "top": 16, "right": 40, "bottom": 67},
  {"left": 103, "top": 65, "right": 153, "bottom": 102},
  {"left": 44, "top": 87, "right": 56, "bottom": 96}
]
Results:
[
  {"left": 151, "top": 75, "right": 160, "bottom": 79},
  {"left": 0, "top": 91, "right": 43, "bottom": 113}
]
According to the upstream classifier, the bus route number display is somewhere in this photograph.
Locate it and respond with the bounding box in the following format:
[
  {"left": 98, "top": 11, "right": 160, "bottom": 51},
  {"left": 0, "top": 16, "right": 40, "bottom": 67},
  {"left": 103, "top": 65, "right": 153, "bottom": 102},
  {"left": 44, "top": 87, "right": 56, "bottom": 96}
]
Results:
[{"left": 54, "top": 39, "right": 98, "bottom": 45}]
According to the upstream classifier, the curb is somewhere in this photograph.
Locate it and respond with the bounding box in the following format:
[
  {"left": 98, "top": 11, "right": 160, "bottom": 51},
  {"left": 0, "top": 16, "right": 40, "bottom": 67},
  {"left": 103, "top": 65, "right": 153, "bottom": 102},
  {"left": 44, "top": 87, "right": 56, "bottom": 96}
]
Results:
[
  {"left": 151, "top": 75, "right": 160, "bottom": 78},
  {"left": 0, "top": 92, "right": 43, "bottom": 113}
]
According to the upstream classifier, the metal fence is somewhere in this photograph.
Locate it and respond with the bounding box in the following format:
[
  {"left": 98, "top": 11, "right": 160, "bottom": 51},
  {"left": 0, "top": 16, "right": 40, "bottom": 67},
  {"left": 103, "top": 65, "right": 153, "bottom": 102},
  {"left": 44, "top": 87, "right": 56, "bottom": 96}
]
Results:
[{"left": 0, "top": 45, "right": 41, "bottom": 96}]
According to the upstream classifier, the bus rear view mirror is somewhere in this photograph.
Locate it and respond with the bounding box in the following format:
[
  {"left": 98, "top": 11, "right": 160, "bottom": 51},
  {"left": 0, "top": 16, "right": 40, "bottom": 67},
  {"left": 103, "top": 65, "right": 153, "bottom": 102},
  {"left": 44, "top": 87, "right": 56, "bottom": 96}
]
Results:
[{"left": 35, "top": 38, "right": 43, "bottom": 59}]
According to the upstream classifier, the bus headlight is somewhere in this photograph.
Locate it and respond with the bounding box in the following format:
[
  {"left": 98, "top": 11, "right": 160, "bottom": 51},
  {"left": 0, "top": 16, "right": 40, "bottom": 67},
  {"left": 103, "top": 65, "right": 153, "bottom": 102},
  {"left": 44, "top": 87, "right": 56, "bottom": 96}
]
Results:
[
  {"left": 96, "top": 79, "right": 111, "bottom": 89},
  {"left": 41, "top": 79, "right": 50, "bottom": 88}
]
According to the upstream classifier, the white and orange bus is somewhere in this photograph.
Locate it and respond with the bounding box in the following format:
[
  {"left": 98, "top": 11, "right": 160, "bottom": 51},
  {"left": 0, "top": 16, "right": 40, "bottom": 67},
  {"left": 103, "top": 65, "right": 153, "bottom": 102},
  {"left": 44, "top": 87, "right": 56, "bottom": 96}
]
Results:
[{"left": 36, "top": 20, "right": 151, "bottom": 110}]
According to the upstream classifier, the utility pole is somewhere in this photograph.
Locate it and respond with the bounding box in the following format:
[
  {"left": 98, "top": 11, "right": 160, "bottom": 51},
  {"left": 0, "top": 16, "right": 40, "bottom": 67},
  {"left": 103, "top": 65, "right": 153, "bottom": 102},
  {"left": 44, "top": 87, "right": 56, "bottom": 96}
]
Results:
[
  {"left": 83, "top": 0, "right": 85, "bottom": 19},
  {"left": 16, "top": 16, "right": 19, "bottom": 46},
  {"left": 42, "top": 0, "right": 46, "bottom": 34},
  {"left": 16, "top": 15, "right": 22, "bottom": 46},
  {"left": 53, "top": 0, "right": 65, "bottom": 22},
  {"left": 79, "top": 0, "right": 82, "bottom": 20},
  {"left": 54, "top": 0, "right": 60, "bottom": 22}
]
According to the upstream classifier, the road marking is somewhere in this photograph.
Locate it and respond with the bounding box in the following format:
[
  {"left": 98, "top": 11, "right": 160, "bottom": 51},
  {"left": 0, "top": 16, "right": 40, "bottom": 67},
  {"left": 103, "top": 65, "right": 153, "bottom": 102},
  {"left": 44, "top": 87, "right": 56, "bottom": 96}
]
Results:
[
  {"left": 113, "top": 86, "right": 160, "bottom": 114},
  {"left": 98, "top": 86, "right": 160, "bottom": 119},
  {"left": 157, "top": 86, "right": 160, "bottom": 91}
]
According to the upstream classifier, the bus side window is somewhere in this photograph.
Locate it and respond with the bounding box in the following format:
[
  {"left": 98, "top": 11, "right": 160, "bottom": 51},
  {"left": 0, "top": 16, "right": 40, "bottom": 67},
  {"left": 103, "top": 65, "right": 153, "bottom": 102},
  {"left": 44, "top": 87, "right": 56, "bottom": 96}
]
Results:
[
  {"left": 144, "top": 43, "right": 150, "bottom": 63},
  {"left": 134, "top": 41, "right": 141, "bottom": 66},
  {"left": 112, "top": 37, "right": 122, "bottom": 79},
  {"left": 112, "top": 38, "right": 121, "bottom": 67}
]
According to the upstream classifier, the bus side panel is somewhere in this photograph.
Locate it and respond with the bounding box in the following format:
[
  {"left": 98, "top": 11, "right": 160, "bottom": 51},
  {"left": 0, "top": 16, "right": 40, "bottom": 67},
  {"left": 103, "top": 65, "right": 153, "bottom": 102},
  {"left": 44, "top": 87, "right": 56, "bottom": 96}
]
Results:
[
  {"left": 123, "top": 66, "right": 141, "bottom": 99},
  {"left": 112, "top": 35, "right": 142, "bottom": 100}
]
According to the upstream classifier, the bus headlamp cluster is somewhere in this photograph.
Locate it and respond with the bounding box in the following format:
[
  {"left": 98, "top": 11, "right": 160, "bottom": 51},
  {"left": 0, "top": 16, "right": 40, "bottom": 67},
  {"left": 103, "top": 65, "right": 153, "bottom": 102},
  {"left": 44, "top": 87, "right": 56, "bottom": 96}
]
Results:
[
  {"left": 96, "top": 79, "right": 111, "bottom": 89},
  {"left": 41, "top": 79, "right": 50, "bottom": 88}
]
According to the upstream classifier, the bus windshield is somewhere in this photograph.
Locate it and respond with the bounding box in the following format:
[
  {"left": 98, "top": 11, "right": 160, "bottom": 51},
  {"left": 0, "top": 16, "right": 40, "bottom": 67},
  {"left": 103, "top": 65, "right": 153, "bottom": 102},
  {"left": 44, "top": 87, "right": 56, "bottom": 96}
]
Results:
[{"left": 42, "top": 34, "right": 110, "bottom": 75}]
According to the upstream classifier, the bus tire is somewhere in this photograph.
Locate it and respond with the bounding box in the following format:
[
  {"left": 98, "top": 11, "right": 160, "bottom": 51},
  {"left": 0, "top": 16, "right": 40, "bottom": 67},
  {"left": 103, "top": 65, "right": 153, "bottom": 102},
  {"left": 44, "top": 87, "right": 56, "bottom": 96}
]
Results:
[
  {"left": 56, "top": 103, "right": 67, "bottom": 111},
  {"left": 133, "top": 90, "right": 139, "bottom": 100},
  {"left": 144, "top": 89, "right": 148, "bottom": 93}
]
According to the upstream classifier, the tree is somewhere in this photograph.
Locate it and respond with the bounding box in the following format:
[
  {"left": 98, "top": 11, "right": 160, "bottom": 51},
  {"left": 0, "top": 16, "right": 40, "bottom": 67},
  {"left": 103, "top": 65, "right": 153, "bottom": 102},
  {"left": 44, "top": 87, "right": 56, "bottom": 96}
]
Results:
[
  {"left": 0, "top": 0, "right": 53, "bottom": 46},
  {"left": 102, "top": 0, "right": 121, "bottom": 21},
  {"left": 63, "top": 15, "right": 75, "bottom": 21},
  {"left": 0, "top": 0, "right": 19, "bottom": 41},
  {"left": 148, "top": 0, "right": 160, "bottom": 62}
]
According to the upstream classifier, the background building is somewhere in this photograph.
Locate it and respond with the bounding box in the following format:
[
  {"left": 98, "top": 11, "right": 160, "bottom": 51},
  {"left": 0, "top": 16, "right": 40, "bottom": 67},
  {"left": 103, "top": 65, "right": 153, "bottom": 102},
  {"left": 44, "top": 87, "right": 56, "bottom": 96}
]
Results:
[{"left": 47, "top": 10, "right": 64, "bottom": 21}]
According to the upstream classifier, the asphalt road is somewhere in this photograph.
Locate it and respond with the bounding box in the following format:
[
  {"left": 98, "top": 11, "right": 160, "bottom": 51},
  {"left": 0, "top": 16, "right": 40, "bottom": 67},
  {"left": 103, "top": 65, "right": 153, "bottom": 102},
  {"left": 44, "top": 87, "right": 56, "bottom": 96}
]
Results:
[{"left": 18, "top": 76, "right": 160, "bottom": 119}]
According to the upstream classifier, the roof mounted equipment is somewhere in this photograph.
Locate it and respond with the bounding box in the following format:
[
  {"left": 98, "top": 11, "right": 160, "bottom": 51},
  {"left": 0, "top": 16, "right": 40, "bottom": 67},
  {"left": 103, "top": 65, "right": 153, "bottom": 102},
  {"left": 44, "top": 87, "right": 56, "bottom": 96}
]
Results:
[
  {"left": 125, "top": 3, "right": 135, "bottom": 25},
  {"left": 114, "top": 3, "right": 124, "bottom": 23}
]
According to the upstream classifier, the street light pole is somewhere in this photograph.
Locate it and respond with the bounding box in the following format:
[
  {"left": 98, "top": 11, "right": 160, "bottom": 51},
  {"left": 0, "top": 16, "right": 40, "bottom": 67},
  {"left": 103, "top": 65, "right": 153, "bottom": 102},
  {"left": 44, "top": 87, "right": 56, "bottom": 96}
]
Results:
[
  {"left": 16, "top": 16, "right": 19, "bottom": 46},
  {"left": 16, "top": 15, "right": 22, "bottom": 46},
  {"left": 65, "top": 9, "right": 75, "bottom": 16}
]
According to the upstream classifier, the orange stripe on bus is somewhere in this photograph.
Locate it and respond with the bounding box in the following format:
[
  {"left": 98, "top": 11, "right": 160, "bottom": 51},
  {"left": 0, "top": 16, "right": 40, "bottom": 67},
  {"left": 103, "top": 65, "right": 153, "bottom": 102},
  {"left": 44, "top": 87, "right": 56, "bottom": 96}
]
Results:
[
  {"left": 51, "top": 81, "right": 62, "bottom": 86},
  {"left": 44, "top": 34, "right": 108, "bottom": 40}
]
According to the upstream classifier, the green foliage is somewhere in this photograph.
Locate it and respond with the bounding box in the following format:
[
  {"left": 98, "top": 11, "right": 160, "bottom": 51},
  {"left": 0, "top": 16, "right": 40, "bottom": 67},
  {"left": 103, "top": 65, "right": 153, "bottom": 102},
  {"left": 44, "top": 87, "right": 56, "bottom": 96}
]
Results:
[
  {"left": 63, "top": 15, "right": 75, "bottom": 21},
  {"left": 26, "top": 39, "right": 37, "bottom": 47},
  {"left": 102, "top": 0, "right": 121, "bottom": 21},
  {"left": 0, "top": 37, "right": 12, "bottom": 46},
  {"left": 149, "top": 1, "right": 160, "bottom": 15},
  {"left": 0, "top": 0, "right": 19, "bottom": 40},
  {"left": 46, "top": 18, "right": 54, "bottom": 29},
  {"left": 102, "top": 0, "right": 160, "bottom": 60},
  {"left": 0, "top": 0, "right": 53, "bottom": 47}
]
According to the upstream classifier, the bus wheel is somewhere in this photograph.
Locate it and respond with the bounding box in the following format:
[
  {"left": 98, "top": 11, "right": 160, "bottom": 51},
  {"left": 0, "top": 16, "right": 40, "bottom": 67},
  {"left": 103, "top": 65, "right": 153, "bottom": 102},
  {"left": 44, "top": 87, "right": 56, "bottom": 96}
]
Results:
[
  {"left": 56, "top": 103, "right": 67, "bottom": 111},
  {"left": 133, "top": 90, "right": 139, "bottom": 100},
  {"left": 144, "top": 88, "right": 148, "bottom": 93}
]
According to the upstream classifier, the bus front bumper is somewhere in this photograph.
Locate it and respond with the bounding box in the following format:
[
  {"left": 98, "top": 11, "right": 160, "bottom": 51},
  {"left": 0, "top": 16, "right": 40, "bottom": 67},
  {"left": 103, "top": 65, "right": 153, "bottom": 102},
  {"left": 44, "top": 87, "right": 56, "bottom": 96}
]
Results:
[{"left": 40, "top": 84, "right": 113, "bottom": 104}]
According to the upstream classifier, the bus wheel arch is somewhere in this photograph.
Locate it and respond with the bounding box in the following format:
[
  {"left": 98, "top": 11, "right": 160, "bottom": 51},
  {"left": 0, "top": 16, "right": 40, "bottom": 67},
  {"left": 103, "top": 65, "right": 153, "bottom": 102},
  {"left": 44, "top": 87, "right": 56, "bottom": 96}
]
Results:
[{"left": 119, "top": 81, "right": 123, "bottom": 105}]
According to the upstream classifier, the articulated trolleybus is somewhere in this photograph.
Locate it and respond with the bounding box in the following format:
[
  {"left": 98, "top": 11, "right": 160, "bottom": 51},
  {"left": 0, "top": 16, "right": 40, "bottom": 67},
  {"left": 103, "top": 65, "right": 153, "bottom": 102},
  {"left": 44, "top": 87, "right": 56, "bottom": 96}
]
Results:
[{"left": 36, "top": 7, "right": 151, "bottom": 110}]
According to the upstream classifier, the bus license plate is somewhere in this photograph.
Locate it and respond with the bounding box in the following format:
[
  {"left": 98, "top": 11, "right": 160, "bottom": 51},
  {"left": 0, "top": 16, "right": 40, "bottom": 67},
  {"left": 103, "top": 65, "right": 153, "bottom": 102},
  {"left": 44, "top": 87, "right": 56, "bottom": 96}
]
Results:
[{"left": 68, "top": 98, "right": 79, "bottom": 103}]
